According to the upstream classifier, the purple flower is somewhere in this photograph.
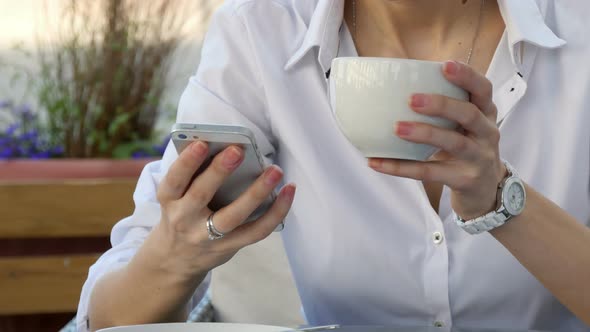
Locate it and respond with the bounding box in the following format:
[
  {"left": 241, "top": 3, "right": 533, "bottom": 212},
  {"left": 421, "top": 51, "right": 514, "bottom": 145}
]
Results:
[
  {"left": 51, "top": 146, "right": 64, "bottom": 155},
  {"left": 6, "top": 124, "right": 20, "bottom": 136},
  {"left": 15, "top": 104, "right": 35, "bottom": 120},
  {"left": 153, "top": 135, "right": 170, "bottom": 156},
  {"left": 0, "top": 137, "right": 9, "bottom": 147},
  {"left": 132, "top": 151, "right": 150, "bottom": 159},
  {"left": 0, "top": 100, "right": 13, "bottom": 109},
  {"left": 153, "top": 145, "right": 167, "bottom": 156},
  {"left": 0, "top": 102, "right": 61, "bottom": 160},
  {"left": 17, "top": 146, "right": 30, "bottom": 156},
  {"left": 30, "top": 151, "right": 51, "bottom": 159},
  {"left": 0, "top": 147, "right": 14, "bottom": 159},
  {"left": 15, "top": 104, "right": 31, "bottom": 114},
  {"left": 20, "top": 130, "right": 39, "bottom": 141}
]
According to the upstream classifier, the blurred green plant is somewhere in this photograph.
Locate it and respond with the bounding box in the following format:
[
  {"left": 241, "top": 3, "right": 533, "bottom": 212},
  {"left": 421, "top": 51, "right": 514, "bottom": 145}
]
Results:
[
  {"left": 0, "top": 99, "right": 171, "bottom": 160},
  {"left": 3, "top": 0, "right": 219, "bottom": 158}
]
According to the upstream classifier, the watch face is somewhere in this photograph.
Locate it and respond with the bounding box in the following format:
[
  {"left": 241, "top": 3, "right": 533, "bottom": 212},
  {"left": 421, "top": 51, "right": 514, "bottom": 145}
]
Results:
[{"left": 504, "top": 178, "right": 526, "bottom": 216}]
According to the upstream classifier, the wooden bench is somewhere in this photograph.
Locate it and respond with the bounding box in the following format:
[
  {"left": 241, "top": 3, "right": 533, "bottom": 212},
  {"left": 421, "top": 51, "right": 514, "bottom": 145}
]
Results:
[{"left": 0, "top": 179, "right": 137, "bottom": 329}]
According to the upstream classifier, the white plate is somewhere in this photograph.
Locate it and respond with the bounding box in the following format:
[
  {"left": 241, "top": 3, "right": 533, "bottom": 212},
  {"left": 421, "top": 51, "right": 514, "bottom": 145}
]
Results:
[{"left": 98, "top": 323, "right": 291, "bottom": 332}]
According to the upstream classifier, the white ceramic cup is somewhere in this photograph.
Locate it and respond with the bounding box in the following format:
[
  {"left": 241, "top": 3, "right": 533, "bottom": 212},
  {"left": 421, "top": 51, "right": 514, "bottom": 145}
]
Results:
[{"left": 330, "top": 57, "right": 469, "bottom": 161}]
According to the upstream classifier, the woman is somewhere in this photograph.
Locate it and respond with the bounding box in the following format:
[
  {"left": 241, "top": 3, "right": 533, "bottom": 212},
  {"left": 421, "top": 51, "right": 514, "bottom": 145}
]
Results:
[{"left": 78, "top": 0, "right": 590, "bottom": 331}]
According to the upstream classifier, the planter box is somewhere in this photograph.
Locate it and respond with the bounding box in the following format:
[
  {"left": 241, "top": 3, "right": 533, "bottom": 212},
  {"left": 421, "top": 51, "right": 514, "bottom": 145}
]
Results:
[
  {"left": 0, "top": 158, "right": 153, "bottom": 329},
  {"left": 0, "top": 159, "right": 152, "bottom": 181}
]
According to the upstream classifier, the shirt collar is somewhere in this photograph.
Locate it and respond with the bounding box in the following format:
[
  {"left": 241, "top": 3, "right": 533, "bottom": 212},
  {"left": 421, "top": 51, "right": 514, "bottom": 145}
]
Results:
[
  {"left": 284, "top": 0, "right": 566, "bottom": 72},
  {"left": 498, "top": 0, "right": 566, "bottom": 67},
  {"left": 284, "top": 0, "right": 344, "bottom": 73}
]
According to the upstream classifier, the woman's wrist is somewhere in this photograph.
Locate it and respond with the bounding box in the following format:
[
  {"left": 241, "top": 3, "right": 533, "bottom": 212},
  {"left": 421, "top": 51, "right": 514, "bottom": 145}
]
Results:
[
  {"left": 456, "top": 162, "right": 507, "bottom": 220},
  {"left": 129, "top": 222, "right": 208, "bottom": 289},
  {"left": 88, "top": 223, "right": 206, "bottom": 330}
]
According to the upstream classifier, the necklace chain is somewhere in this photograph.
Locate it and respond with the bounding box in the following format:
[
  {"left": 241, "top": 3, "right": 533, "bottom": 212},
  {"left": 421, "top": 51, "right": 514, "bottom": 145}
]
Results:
[{"left": 352, "top": 0, "right": 486, "bottom": 65}]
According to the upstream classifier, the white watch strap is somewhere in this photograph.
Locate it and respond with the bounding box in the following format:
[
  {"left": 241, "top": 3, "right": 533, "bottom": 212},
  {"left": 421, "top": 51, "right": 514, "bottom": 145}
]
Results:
[
  {"left": 454, "top": 207, "right": 510, "bottom": 235},
  {"left": 452, "top": 159, "right": 525, "bottom": 235},
  {"left": 453, "top": 159, "right": 519, "bottom": 235}
]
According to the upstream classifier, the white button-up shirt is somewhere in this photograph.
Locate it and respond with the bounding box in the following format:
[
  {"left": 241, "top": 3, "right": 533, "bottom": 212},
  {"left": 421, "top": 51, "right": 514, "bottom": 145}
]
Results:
[{"left": 78, "top": 0, "right": 590, "bottom": 331}]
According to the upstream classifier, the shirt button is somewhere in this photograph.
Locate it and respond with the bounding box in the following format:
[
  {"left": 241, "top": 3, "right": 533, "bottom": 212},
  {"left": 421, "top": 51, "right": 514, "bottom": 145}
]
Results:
[
  {"left": 434, "top": 321, "right": 444, "bottom": 327},
  {"left": 432, "top": 231, "right": 444, "bottom": 245}
]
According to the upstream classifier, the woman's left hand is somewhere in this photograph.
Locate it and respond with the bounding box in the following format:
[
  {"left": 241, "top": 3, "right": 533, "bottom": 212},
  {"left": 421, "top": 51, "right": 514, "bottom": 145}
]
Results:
[{"left": 369, "top": 60, "right": 507, "bottom": 220}]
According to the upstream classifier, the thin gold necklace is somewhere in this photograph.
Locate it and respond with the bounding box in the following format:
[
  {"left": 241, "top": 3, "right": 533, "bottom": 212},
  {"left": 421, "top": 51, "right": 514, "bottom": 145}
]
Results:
[{"left": 351, "top": 0, "right": 486, "bottom": 64}]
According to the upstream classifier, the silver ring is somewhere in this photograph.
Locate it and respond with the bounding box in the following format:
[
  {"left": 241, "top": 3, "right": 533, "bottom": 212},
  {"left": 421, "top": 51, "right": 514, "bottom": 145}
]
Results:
[{"left": 206, "top": 212, "right": 225, "bottom": 240}]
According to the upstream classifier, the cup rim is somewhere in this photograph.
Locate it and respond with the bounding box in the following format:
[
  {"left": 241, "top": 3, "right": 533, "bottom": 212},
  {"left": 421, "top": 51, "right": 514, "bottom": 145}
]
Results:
[{"left": 332, "top": 57, "right": 446, "bottom": 67}]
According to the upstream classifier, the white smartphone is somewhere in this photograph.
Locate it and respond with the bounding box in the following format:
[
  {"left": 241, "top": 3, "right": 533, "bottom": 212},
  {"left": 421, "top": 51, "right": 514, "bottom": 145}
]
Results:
[{"left": 171, "top": 123, "right": 282, "bottom": 231}]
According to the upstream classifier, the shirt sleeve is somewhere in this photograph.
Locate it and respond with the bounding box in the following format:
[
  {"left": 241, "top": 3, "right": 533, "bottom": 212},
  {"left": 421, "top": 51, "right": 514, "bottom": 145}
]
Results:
[
  {"left": 76, "top": 2, "right": 275, "bottom": 331},
  {"left": 173, "top": 0, "right": 276, "bottom": 165}
]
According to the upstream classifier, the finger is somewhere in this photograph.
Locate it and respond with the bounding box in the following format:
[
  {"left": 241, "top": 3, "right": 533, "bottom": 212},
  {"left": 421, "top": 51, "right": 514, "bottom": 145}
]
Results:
[
  {"left": 442, "top": 61, "right": 495, "bottom": 117},
  {"left": 395, "top": 121, "right": 479, "bottom": 160},
  {"left": 158, "top": 141, "right": 209, "bottom": 203},
  {"left": 182, "top": 145, "right": 244, "bottom": 208},
  {"left": 220, "top": 183, "right": 296, "bottom": 250},
  {"left": 409, "top": 93, "right": 494, "bottom": 136},
  {"left": 207, "top": 165, "right": 284, "bottom": 234},
  {"left": 368, "top": 158, "right": 474, "bottom": 190}
]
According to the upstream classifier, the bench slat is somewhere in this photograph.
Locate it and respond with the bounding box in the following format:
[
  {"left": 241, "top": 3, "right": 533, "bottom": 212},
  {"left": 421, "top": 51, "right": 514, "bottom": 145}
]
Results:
[
  {"left": 0, "top": 255, "right": 100, "bottom": 314},
  {"left": 0, "top": 180, "right": 137, "bottom": 238}
]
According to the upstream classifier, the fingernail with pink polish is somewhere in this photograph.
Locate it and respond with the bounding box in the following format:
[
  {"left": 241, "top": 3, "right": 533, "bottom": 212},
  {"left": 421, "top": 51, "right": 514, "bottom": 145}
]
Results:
[
  {"left": 223, "top": 147, "right": 242, "bottom": 168},
  {"left": 368, "top": 159, "right": 383, "bottom": 169},
  {"left": 282, "top": 184, "right": 296, "bottom": 203},
  {"left": 444, "top": 61, "right": 459, "bottom": 76},
  {"left": 396, "top": 122, "right": 414, "bottom": 137},
  {"left": 264, "top": 166, "right": 283, "bottom": 185},
  {"left": 410, "top": 94, "right": 429, "bottom": 108},
  {"left": 192, "top": 141, "right": 207, "bottom": 156}
]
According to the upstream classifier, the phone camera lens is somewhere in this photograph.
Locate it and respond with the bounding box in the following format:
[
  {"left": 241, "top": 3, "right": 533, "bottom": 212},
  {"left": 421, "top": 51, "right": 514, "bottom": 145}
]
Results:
[{"left": 178, "top": 134, "right": 188, "bottom": 139}]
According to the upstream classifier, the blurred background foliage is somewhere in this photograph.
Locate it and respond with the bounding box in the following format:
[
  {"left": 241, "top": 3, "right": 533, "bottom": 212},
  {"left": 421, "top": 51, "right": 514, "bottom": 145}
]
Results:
[{"left": 0, "top": 0, "right": 221, "bottom": 159}]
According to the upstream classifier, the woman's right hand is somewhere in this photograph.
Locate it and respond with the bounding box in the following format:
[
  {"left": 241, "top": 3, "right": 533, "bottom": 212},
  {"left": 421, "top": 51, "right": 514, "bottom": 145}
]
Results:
[
  {"left": 88, "top": 141, "right": 295, "bottom": 330},
  {"left": 153, "top": 141, "right": 296, "bottom": 282}
]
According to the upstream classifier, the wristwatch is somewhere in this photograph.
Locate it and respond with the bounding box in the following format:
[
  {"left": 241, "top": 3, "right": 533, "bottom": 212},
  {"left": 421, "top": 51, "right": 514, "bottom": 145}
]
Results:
[{"left": 454, "top": 160, "right": 527, "bottom": 235}]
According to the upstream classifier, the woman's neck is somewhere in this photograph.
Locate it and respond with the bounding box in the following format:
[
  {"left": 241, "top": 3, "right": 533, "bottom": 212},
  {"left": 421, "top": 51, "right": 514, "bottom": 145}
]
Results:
[
  {"left": 345, "top": 0, "right": 497, "bottom": 63},
  {"left": 365, "top": 0, "right": 477, "bottom": 35}
]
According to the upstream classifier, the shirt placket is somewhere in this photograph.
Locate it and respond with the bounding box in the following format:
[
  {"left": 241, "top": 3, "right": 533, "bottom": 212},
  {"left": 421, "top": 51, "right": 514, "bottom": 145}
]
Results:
[{"left": 417, "top": 181, "right": 453, "bottom": 328}]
